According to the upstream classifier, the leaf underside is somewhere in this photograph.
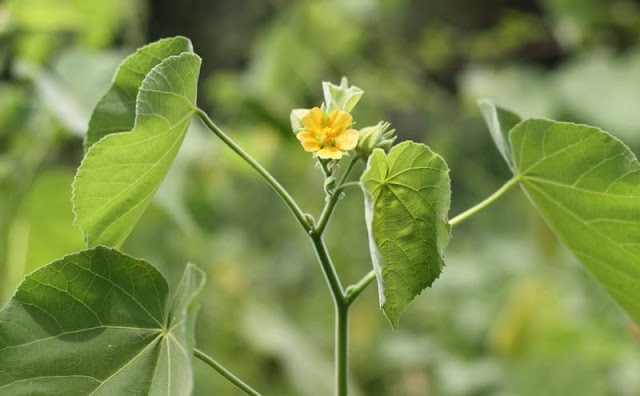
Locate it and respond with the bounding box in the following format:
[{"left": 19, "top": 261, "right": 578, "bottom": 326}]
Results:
[
  {"left": 73, "top": 47, "right": 201, "bottom": 248},
  {"left": 509, "top": 119, "right": 640, "bottom": 322},
  {"left": 361, "top": 141, "right": 451, "bottom": 330},
  {"left": 477, "top": 99, "right": 521, "bottom": 171},
  {"left": 84, "top": 36, "right": 193, "bottom": 151},
  {"left": 0, "top": 246, "right": 205, "bottom": 396}
]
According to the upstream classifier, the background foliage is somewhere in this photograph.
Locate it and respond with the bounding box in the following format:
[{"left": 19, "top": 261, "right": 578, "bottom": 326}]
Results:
[{"left": 1, "top": 0, "right": 640, "bottom": 394}]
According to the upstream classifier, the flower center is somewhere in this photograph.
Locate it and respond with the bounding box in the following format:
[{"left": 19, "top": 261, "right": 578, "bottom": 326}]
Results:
[{"left": 321, "top": 127, "right": 336, "bottom": 144}]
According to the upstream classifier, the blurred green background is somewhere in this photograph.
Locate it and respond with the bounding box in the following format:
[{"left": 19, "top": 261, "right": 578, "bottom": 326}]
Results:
[{"left": 1, "top": 0, "right": 640, "bottom": 394}]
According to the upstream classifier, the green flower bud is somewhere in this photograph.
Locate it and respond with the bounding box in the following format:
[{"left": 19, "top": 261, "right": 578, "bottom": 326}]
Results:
[
  {"left": 356, "top": 121, "right": 397, "bottom": 158},
  {"left": 290, "top": 108, "right": 310, "bottom": 134},
  {"left": 322, "top": 77, "right": 363, "bottom": 113}
]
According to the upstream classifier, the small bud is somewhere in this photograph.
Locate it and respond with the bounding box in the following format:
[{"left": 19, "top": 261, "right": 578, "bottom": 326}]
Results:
[
  {"left": 324, "top": 175, "right": 337, "bottom": 195},
  {"left": 356, "top": 121, "right": 397, "bottom": 158},
  {"left": 322, "top": 77, "right": 364, "bottom": 113}
]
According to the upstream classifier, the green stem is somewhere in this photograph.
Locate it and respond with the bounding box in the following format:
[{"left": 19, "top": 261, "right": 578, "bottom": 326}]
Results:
[
  {"left": 345, "top": 270, "right": 376, "bottom": 306},
  {"left": 335, "top": 181, "right": 361, "bottom": 194},
  {"left": 195, "top": 108, "right": 311, "bottom": 232},
  {"left": 448, "top": 176, "right": 520, "bottom": 227},
  {"left": 316, "top": 156, "right": 360, "bottom": 234},
  {"left": 336, "top": 303, "right": 349, "bottom": 396},
  {"left": 194, "top": 348, "right": 263, "bottom": 396},
  {"left": 310, "top": 233, "right": 345, "bottom": 305},
  {"left": 308, "top": 232, "right": 349, "bottom": 395},
  {"left": 309, "top": 156, "right": 362, "bottom": 395}
]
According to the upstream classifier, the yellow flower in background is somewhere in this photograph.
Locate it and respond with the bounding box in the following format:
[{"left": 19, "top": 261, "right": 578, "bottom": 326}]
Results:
[{"left": 296, "top": 107, "right": 358, "bottom": 159}]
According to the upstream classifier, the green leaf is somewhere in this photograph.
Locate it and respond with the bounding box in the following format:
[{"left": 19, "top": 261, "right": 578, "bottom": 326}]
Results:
[
  {"left": 508, "top": 119, "right": 640, "bottom": 322},
  {"left": 84, "top": 36, "right": 192, "bottom": 150},
  {"left": 361, "top": 141, "right": 451, "bottom": 330},
  {"left": 0, "top": 246, "right": 205, "bottom": 395},
  {"left": 477, "top": 99, "right": 521, "bottom": 171},
  {"left": 73, "top": 50, "right": 201, "bottom": 248}
]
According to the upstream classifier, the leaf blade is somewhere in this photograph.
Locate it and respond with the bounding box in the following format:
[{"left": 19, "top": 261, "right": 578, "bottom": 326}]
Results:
[
  {"left": 509, "top": 118, "right": 640, "bottom": 321},
  {"left": 361, "top": 142, "right": 451, "bottom": 330},
  {"left": 73, "top": 51, "right": 202, "bottom": 248},
  {"left": 0, "top": 247, "right": 205, "bottom": 395}
]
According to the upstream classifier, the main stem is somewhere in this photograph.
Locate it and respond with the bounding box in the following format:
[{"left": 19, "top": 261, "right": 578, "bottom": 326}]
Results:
[
  {"left": 310, "top": 156, "right": 361, "bottom": 395},
  {"left": 198, "top": 107, "right": 383, "bottom": 395},
  {"left": 195, "top": 108, "right": 311, "bottom": 232},
  {"left": 336, "top": 303, "right": 349, "bottom": 396}
]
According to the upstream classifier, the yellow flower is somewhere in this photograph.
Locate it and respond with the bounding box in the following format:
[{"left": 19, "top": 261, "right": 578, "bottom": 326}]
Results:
[{"left": 296, "top": 107, "right": 358, "bottom": 159}]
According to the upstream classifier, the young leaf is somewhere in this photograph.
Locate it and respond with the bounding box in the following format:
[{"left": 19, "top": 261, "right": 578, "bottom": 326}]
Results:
[
  {"left": 477, "top": 99, "right": 521, "bottom": 171},
  {"left": 0, "top": 246, "right": 205, "bottom": 395},
  {"left": 361, "top": 141, "right": 451, "bottom": 330},
  {"left": 84, "top": 36, "right": 193, "bottom": 150},
  {"left": 73, "top": 51, "right": 201, "bottom": 248},
  {"left": 508, "top": 119, "right": 640, "bottom": 322}
]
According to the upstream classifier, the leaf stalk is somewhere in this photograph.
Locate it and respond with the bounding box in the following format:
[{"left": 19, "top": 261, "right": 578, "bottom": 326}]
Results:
[
  {"left": 448, "top": 176, "right": 520, "bottom": 227},
  {"left": 194, "top": 348, "right": 263, "bottom": 396}
]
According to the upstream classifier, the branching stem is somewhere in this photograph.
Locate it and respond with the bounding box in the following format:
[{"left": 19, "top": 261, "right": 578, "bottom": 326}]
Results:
[
  {"left": 195, "top": 108, "right": 312, "bottom": 232},
  {"left": 316, "top": 156, "right": 360, "bottom": 235},
  {"left": 345, "top": 270, "right": 376, "bottom": 306}
]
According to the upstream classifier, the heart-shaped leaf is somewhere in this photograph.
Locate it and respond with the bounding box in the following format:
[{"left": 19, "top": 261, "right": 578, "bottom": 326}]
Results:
[
  {"left": 506, "top": 118, "right": 640, "bottom": 322},
  {"left": 84, "top": 36, "right": 193, "bottom": 150},
  {"left": 361, "top": 141, "right": 451, "bottom": 330},
  {"left": 0, "top": 246, "right": 205, "bottom": 395},
  {"left": 73, "top": 49, "right": 201, "bottom": 247}
]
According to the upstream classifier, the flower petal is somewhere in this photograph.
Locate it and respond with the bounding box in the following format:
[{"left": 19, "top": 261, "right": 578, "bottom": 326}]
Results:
[
  {"left": 328, "top": 109, "right": 352, "bottom": 132},
  {"left": 318, "top": 146, "right": 343, "bottom": 159},
  {"left": 301, "top": 107, "right": 324, "bottom": 132},
  {"left": 336, "top": 129, "right": 358, "bottom": 151},
  {"left": 297, "top": 131, "right": 320, "bottom": 152}
]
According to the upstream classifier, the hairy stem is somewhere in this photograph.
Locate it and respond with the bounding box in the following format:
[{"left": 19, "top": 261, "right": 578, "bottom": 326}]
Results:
[
  {"left": 448, "top": 176, "right": 520, "bottom": 227},
  {"left": 195, "top": 108, "right": 311, "bottom": 232},
  {"left": 194, "top": 348, "right": 263, "bottom": 396}
]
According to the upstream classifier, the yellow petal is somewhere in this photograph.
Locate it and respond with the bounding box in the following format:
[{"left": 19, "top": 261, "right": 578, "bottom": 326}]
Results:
[
  {"left": 317, "top": 146, "right": 343, "bottom": 159},
  {"left": 327, "top": 109, "right": 352, "bottom": 132},
  {"left": 297, "top": 131, "right": 320, "bottom": 152},
  {"left": 297, "top": 131, "right": 317, "bottom": 141},
  {"left": 301, "top": 107, "right": 324, "bottom": 132},
  {"left": 335, "top": 129, "right": 358, "bottom": 151}
]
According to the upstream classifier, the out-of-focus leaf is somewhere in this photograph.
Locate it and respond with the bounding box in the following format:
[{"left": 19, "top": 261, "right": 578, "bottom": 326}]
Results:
[
  {"left": 4, "top": 169, "right": 84, "bottom": 302},
  {"left": 460, "top": 65, "right": 557, "bottom": 119},
  {"left": 242, "top": 303, "right": 362, "bottom": 396},
  {"left": 13, "top": 50, "right": 124, "bottom": 136},
  {"left": 554, "top": 49, "right": 640, "bottom": 140},
  {"left": 508, "top": 119, "right": 640, "bottom": 322},
  {"left": 361, "top": 141, "right": 451, "bottom": 330},
  {"left": 73, "top": 48, "right": 201, "bottom": 248},
  {"left": 85, "top": 37, "right": 192, "bottom": 150},
  {"left": 0, "top": 246, "right": 205, "bottom": 395},
  {"left": 6, "top": 0, "right": 138, "bottom": 49}
]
